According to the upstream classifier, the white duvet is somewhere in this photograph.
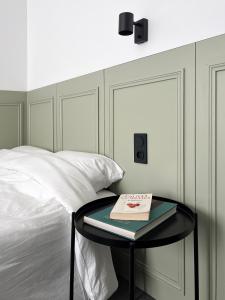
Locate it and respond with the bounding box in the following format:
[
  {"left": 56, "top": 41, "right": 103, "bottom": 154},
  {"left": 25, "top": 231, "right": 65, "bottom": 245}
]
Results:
[{"left": 0, "top": 150, "right": 118, "bottom": 300}]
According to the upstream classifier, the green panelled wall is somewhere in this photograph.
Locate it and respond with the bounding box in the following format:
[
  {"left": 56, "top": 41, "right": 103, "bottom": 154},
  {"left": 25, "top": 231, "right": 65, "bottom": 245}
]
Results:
[
  {"left": 26, "top": 45, "right": 196, "bottom": 299},
  {"left": 1, "top": 33, "right": 225, "bottom": 300}
]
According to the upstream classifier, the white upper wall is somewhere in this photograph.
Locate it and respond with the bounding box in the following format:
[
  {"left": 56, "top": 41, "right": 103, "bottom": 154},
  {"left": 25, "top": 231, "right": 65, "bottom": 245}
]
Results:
[
  {"left": 27, "top": 0, "right": 225, "bottom": 90},
  {"left": 1, "top": 0, "right": 225, "bottom": 91},
  {"left": 0, "top": 0, "right": 222, "bottom": 91},
  {"left": 0, "top": 0, "right": 27, "bottom": 91}
]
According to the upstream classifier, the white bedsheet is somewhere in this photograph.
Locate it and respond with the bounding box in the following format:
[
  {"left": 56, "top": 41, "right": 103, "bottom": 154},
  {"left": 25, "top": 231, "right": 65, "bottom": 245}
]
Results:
[{"left": 0, "top": 150, "right": 118, "bottom": 300}]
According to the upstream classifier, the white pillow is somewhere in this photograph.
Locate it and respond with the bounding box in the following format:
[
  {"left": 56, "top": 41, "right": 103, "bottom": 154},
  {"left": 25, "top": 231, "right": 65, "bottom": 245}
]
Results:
[
  {"left": 96, "top": 189, "right": 116, "bottom": 199},
  {"left": 56, "top": 151, "right": 124, "bottom": 192},
  {"left": 12, "top": 145, "right": 51, "bottom": 154}
]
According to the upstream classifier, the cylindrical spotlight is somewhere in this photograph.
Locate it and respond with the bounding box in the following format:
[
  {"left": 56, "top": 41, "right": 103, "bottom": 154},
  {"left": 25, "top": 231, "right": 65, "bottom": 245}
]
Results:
[
  {"left": 118, "top": 12, "right": 148, "bottom": 44},
  {"left": 118, "top": 12, "right": 134, "bottom": 36}
]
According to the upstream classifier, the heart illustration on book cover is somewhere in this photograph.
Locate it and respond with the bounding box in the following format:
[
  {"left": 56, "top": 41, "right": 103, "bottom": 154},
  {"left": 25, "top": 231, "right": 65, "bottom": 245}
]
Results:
[{"left": 127, "top": 203, "right": 140, "bottom": 208}]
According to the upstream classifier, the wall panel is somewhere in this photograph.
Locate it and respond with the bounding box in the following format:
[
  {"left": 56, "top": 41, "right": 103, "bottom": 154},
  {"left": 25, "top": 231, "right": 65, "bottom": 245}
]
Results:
[
  {"left": 57, "top": 71, "right": 104, "bottom": 153},
  {"left": 27, "top": 84, "right": 56, "bottom": 151},
  {"left": 105, "top": 44, "right": 195, "bottom": 300},
  {"left": 196, "top": 34, "right": 225, "bottom": 300},
  {"left": 0, "top": 91, "right": 26, "bottom": 148}
]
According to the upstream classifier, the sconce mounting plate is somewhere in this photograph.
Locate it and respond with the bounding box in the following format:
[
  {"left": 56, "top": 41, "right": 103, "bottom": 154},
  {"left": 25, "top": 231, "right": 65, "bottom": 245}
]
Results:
[{"left": 134, "top": 18, "right": 148, "bottom": 44}]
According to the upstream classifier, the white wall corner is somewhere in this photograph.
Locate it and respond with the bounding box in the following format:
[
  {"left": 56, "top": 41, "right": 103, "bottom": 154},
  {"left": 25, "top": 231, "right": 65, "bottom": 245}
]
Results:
[{"left": 0, "top": 0, "right": 27, "bottom": 91}]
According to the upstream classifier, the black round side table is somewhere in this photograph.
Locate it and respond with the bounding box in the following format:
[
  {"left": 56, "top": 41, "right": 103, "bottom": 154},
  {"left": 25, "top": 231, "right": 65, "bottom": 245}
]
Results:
[{"left": 70, "top": 196, "right": 199, "bottom": 300}]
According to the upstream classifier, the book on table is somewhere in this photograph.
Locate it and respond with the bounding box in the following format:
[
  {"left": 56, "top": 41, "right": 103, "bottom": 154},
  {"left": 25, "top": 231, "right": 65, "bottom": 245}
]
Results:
[
  {"left": 110, "top": 193, "right": 152, "bottom": 221},
  {"left": 83, "top": 199, "right": 177, "bottom": 240}
]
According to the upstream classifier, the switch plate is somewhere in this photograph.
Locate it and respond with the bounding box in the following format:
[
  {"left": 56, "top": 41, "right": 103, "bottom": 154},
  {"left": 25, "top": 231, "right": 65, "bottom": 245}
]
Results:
[{"left": 134, "top": 133, "right": 147, "bottom": 164}]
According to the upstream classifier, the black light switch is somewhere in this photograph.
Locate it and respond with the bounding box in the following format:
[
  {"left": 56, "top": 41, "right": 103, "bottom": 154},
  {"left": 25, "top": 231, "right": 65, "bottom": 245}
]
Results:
[{"left": 134, "top": 133, "right": 147, "bottom": 164}]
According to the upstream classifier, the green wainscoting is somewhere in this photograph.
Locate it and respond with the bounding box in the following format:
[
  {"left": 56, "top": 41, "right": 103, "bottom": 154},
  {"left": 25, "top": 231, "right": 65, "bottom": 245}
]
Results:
[
  {"left": 27, "top": 72, "right": 104, "bottom": 154},
  {"left": 2, "top": 33, "right": 225, "bottom": 300}
]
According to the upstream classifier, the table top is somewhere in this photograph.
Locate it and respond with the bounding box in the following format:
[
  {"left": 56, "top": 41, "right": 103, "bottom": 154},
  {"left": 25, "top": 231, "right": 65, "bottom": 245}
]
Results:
[{"left": 75, "top": 196, "right": 196, "bottom": 249}]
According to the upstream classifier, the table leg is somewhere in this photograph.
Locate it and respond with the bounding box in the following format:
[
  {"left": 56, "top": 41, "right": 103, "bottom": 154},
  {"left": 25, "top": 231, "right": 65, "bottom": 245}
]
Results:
[
  {"left": 70, "top": 212, "right": 75, "bottom": 300},
  {"left": 129, "top": 245, "right": 135, "bottom": 300},
  {"left": 194, "top": 213, "right": 199, "bottom": 300}
]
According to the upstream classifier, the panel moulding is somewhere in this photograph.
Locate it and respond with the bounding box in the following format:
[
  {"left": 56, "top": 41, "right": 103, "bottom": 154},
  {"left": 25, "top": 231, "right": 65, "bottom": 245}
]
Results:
[
  {"left": 58, "top": 88, "right": 99, "bottom": 152},
  {"left": 0, "top": 103, "right": 22, "bottom": 146},
  {"left": 208, "top": 63, "right": 225, "bottom": 300},
  {"left": 27, "top": 97, "right": 54, "bottom": 149},
  {"left": 108, "top": 70, "right": 185, "bottom": 293}
]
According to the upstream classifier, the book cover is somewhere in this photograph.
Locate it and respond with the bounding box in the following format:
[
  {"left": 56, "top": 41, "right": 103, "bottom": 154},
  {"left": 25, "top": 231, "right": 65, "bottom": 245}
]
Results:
[
  {"left": 110, "top": 193, "right": 152, "bottom": 221},
  {"left": 84, "top": 200, "right": 177, "bottom": 240}
]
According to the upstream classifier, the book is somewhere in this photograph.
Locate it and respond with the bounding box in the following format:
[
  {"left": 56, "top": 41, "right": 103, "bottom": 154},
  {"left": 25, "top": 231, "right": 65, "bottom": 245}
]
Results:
[
  {"left": 84, "top": 200, "right": 177, "bottom": 240},
  {"left": 110, "top": 193, "right": 152, "bottom": 221}
]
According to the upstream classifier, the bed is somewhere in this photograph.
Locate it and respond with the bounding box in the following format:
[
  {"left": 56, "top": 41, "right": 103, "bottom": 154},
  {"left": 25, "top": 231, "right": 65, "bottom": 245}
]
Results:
[{"left": 0, "top": 146, "right": 123, "bottom": 300}]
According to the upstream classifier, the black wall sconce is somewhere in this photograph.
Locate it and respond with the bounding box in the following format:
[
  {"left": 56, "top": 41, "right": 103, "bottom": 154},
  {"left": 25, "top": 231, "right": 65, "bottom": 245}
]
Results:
[{"left": 118, "top": 12, "right": 148, "bottom": 44}]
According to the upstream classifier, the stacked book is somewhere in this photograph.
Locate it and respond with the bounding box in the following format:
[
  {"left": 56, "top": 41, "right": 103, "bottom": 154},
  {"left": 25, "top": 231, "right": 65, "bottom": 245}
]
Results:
[{"left": 84, "top": 194, "right": 177, "bottom": 240}]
